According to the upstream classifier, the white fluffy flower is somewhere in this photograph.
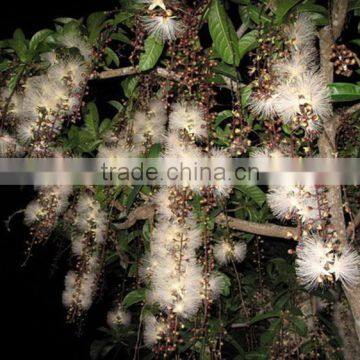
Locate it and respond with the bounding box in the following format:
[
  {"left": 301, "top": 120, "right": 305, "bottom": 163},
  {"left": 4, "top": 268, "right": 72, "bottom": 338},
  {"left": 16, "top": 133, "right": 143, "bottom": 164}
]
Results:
[
  {"left": 8, "top": 93, "right": 24, "bottom": 118},
  {"left": 267, "top": 186, "right": 319, "bottom": 223},
  {"left": 249, "top": 92, "right": 278, "bottom": 118},
  {"left": 330, "top": 246, "right": 360, "bottom": 289},
  {"left": 107, "top": 304, "right": 131, "bottom": 328},
  {"left": 152, "top": 187, "right": 174, "bottom": 220},
  {"left": 209, "top": 147, "right": 232, "bottom": 197},
  {"left": 284, "top": 14, "right": 316, "bottom": 51},
  {"left": 273, "top": 50, "right": 317, "bottom": 82},
  {"left": 62, "top": 271, "right": 96, "bottom": 310},
  {"left": 214, "top": 241, "right": 247, "bottom": 265},
  {"left": 169, "top": 102, "right": 207, "bottom": 138},
  {"left": 164, "top": 132, "right": 205, "bottom": 191},
  {"left": 143, "top": 315, "right": 166, "bottom": 347},
  {"left": 296, "top": 236, "right": 333, "bottom": 290},
  {"left": 41, "top": 51, "right": 58, "bottom": 65},
  {"left": 74, "top": 195, "right": 107, "bottom": 243},
  {"left": 274, "top": 71, "right": 332, "bottom": 124},
  {"left": 143, "top": 13, "right": 182, "bottom": 41},
  {"left": 208, "top": 274, "right": 225, "bottom": 299},
  {"left": 132, "top": 99, "right": 167, "bottom": 145},
  {"left": 24, "top": 200, "right": 45, "bottom": 225},
  {"left": 59, "top": 33, "right": 93, "bottom": 60}
]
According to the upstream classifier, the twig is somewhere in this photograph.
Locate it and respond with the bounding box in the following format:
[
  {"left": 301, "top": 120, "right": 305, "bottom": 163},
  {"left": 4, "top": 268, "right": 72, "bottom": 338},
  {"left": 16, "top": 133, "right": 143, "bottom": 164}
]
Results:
[
  {"left": 347, "top": 211, "right": 360, "bottom": 236},
  {"left": 114, "top": 204, "right": 156, "bottom": 230}
]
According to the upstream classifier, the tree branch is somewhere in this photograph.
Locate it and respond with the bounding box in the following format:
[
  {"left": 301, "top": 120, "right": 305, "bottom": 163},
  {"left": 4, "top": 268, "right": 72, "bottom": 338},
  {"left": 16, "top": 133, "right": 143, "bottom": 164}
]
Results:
[
  {"left": 347, "top": 211, "right": 360, "bottom": 236},
  {"left": 332, "top": 0, "right": 349, "bottom": 40},
  {"left": 114, "top": 204, "right": 297, "bottom": 239},
  {"left": 94, "top": 66, "right": 178, "bottom": 81},
  {"left": 216, "top": 213, "right": 297, "bottom": 239},
  {"left": 114, "top": 204, "right": 156, "bottom": 230}
]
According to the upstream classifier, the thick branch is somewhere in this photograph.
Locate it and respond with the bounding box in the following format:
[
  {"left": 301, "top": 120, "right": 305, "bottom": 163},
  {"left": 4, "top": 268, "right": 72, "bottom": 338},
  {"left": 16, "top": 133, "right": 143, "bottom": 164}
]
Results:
[
  {"left": 216, "top": 213, "right": 297, "bottom": 239},
  {"left": 332, "top": 0, "right": 349, "bottom": 40},
  {"left": 114, "top": 204, "right": 297, "bottom": 239},
  {"left": 94, "top": 66, "right": 178, "bottom": 81}
]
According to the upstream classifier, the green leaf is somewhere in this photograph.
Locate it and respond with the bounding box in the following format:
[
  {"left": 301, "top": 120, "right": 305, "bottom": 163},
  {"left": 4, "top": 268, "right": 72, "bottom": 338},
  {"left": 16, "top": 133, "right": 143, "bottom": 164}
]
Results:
[
  {"left": 260, "top": 319, "right": 282, "bottom": 346},
  {"left": 8, "top": 65, "right": 25, "bottom": 92},
  {"left": 0, "top": 60, "right": 12, "bottom": 73},
  {"left": 104, "top": 47, "right": 120, "bottom": 67},
  {"left": 12, "top": 28, "right": 28, "bottom": 61},
  {"left": 126, "top": 185, "right": 142, "bottom": 210},
  {"left": 241, "top": 84, "right": 252, "bottom": 108},
  {"left": 250, "top": 310, "right": 281, "bottom": 324},
  {"left": 235, "top": 185, "right": 266, "bottom": 207},
  {"left": 139, "top": 34, "right": 164, "bottom": 71},
  {"left": 213, "top": 62, "right": 238, "bottom": 80},
  {"left": 122, "top": 288, "right": 146, "bottom": 308},
  {"left": 215, "top": 110, "right": 233, "bottom": 127},
  {"left": 238, "top": 30, "right": 258, "bottom": 61},
  {"left": 208, "top": 0, "right": 240, "bottom": 66},
  {"left": 87, "top": 12, "right": 107, "bottom": 44},
  {"left": 290, "top": 316, "right": 308, "bottom": 337},
  {"left": 329, "top": 83, "right": 360, "bottom": 102},
  {"left": 111, "top": 32, "right": 131, "bottom": 44},
  {"left": 29, "top": 29, "right": 53, "bottom": 51},
  {"left": 84, "top": 102, "right": 99, "bottom": 138},
  {"left": 99, "top": 119, "right": 112, "bottom": 135},
  {"left": 108, "top": 100, "right": 124, "bottom": 112},
  {"left": 247, "top": 5, "right": 272, "bottom": 25},
  {"left": 112, "top": 11, "right": 135, "bottom": 26},
  {"left": 121, "top": 76, "right": 139, "bottom": 98},
  {"left": 351, "top": 39, "right": 360, "bottom": 46},
  {"left": 274, "top": 0, "right": 302, "bottom": 23}
]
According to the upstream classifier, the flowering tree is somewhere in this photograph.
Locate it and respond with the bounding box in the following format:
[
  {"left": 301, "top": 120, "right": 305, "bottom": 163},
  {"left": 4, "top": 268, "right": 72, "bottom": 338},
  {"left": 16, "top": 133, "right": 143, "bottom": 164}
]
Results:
[{"left": 1, "top": 0, "right": 360, "bottom": 358}]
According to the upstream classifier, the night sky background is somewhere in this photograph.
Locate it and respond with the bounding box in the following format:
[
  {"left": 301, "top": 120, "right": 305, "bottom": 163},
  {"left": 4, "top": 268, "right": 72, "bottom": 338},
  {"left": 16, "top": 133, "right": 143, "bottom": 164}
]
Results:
[{"left": 0, "top": 2, "right": 115, "bottom": 359}]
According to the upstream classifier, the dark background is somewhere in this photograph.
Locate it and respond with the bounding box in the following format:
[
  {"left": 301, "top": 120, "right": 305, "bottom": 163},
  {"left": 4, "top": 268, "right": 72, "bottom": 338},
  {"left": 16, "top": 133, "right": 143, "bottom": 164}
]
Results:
[
  {"left": 0, "top": 1, "right": 357, "bottom": 359},
  {"left": 0, "top": 2, "right": 115, "bottom": 359}
]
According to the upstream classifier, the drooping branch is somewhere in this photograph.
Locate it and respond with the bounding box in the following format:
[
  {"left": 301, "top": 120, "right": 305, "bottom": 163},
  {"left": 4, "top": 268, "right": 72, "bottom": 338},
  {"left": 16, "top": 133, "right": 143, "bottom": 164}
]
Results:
[{"left": 114, "top": 204, "right": 297, "bottom": 239}]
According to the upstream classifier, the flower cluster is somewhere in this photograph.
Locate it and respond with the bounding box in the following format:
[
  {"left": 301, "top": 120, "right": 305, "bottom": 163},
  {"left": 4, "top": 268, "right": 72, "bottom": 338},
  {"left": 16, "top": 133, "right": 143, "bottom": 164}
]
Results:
[
  {"left": 252, "top": 148, "right": 325, "bottom": 228},
  {"left": 296, "top": 236, "right": 360, "bottom": 290},
  {"left": 3, "top": 33, "right": 92, "bottom": 157},
  {"left": 132, "top": 99, "right": 167, "bottom": 149},
  {"left": 250, "top": 15, "right": 332, "bottom": 135},
  {"left": 24, "top": 185, "right": 72, "bottom": 243},
  {"left": 62, "top": 194, "right": 107, "bottom": 318},
  {"left": 140, "top": 187, "right": 224, "bottom": 347}
]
